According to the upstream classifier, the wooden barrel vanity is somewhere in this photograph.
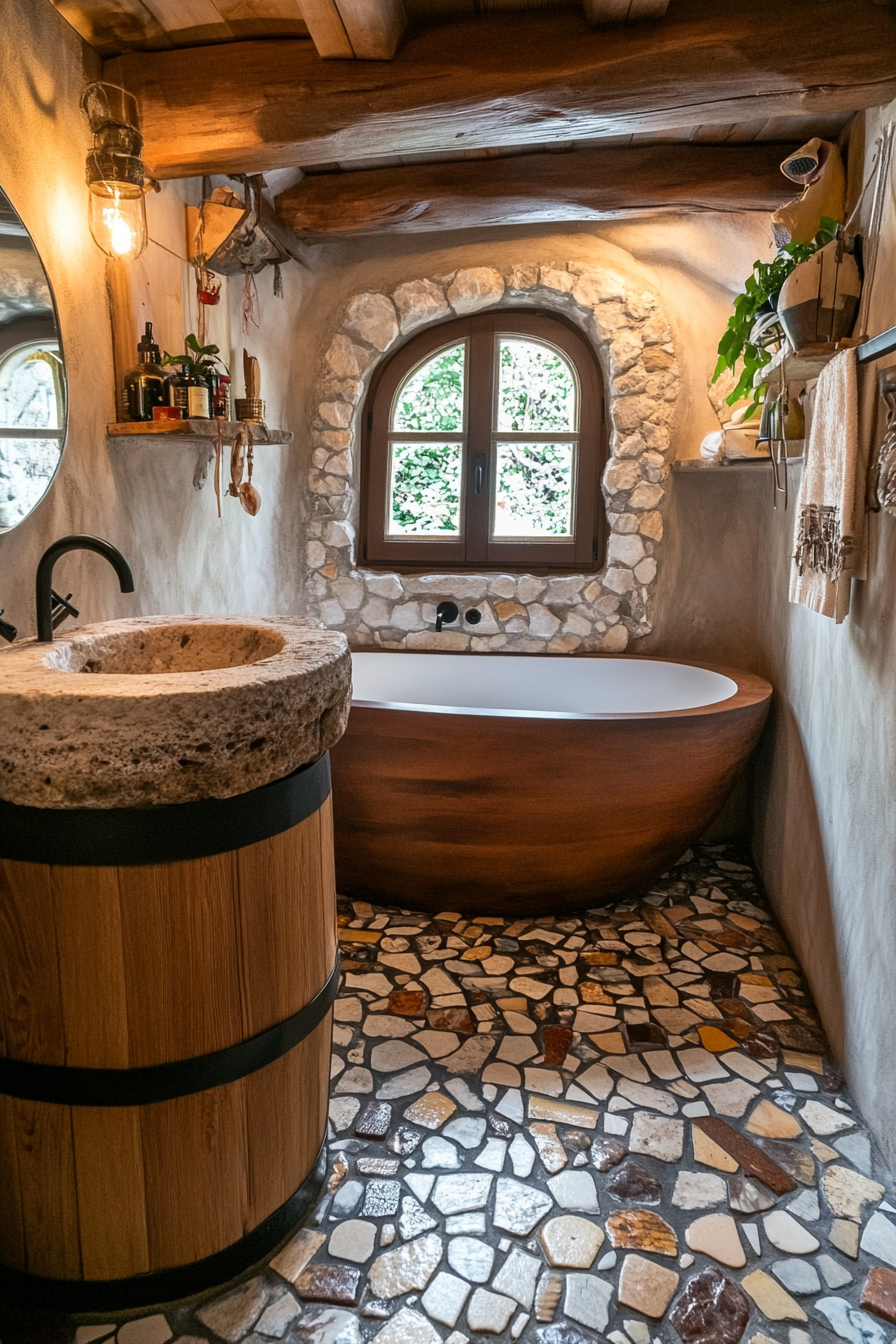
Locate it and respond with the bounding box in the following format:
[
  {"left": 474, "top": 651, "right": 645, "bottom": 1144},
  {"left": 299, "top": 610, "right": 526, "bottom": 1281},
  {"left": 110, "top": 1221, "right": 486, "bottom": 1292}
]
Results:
[{"left": 0, "top": 616, "right": 351, "bottom": 1310}]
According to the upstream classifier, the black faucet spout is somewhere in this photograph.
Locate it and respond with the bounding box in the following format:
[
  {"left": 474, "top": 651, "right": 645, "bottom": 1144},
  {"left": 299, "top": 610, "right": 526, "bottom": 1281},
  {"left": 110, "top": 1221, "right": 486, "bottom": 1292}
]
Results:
[
  {"left": 435, "top": 600, "right": 459, "bottom": 632},
  {"left": 36, "top": 535, "right": 135, "bottom": 642}
]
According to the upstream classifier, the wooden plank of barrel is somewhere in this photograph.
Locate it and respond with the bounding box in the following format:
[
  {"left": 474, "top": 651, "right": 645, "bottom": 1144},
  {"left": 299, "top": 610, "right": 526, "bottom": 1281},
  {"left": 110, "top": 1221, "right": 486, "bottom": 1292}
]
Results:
[{"left": 0, "top": 755, "right": 337, "bottom": 1311}]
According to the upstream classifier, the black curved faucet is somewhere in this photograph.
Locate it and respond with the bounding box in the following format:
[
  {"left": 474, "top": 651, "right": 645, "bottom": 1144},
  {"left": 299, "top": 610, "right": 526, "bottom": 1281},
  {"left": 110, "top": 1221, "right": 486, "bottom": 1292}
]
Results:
[
  {"left": 36, "top": 535, "right": 135, "bottom": 642},
  {"left": 435, "top": 600, "right": 459, "bottom": 632}
]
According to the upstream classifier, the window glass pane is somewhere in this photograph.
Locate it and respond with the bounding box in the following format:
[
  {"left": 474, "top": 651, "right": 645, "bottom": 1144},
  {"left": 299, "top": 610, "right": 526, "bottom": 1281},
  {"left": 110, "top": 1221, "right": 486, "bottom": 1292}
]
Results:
[
  {"left": 493, "top": 441, "right": 575, "bottom": 538},
  {"left": 497, "top": 337, "right": 577, "bottom": 432},
  {"left": 392, "top": 342, "right": 465, "bottom": 432},
  {"left": 0, "top": 343, "right": 62, "bottom": 429},
  {"left": 387, "top": 442, "right": 462, "bottom": 537},
  {"left": 0, "top": 438, "right": 62, "bottom": 530}
]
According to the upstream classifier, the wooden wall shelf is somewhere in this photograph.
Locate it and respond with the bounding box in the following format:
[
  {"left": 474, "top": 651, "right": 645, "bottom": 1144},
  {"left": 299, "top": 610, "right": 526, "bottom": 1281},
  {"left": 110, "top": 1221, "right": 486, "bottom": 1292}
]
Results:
[{"left": 107, "top": 420, "right": 293, "bottom": 445}]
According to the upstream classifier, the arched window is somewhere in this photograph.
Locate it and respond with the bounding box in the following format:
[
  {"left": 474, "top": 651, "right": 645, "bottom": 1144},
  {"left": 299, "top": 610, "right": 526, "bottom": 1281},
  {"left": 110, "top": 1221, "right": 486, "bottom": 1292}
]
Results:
[{"left": 361, "top": 311, "right": 607, "bottom": 571}]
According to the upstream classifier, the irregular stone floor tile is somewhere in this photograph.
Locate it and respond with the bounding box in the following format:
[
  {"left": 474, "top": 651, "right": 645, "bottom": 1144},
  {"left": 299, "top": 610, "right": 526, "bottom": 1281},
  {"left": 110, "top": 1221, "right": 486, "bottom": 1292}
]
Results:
[{"left": 31, "top": 846, "right": 896, "bottom": 1344}]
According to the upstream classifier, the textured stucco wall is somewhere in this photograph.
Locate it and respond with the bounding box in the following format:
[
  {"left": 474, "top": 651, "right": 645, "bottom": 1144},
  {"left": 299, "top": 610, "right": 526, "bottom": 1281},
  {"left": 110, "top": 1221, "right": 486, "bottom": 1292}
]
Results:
[
  {"left": 750, "top": 103, "right": 896, "bottom": 1169},
  {"left": 0, "top": 0, "right": 304, "bottom": 635}
]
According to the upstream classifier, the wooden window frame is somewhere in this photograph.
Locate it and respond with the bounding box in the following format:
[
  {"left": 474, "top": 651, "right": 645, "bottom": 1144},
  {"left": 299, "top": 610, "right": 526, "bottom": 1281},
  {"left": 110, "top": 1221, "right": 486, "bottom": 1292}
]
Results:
[{"left": 360, "top": 310, "right": 608, "bottom": 573}]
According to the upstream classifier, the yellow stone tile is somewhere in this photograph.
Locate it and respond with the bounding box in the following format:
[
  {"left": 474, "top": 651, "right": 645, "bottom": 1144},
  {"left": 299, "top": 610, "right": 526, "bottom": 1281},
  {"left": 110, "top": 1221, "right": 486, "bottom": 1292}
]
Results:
[
  {"left": 783, "top": 1049, "right": 824, "bottom": 1075},
  {"left": 739, "top": 973, "right": 774, "bottom": 986},
  {"left": 692, "top": 1125, "right": 739, "bottom": 1173},
  {"left": 473, "top": 917, "right": 505, "bottom": 925},
  {"left": 496, "top": 997, "right": 528, "bottom": 1012},
  {"left": 581, "top": 982, "right": 614, "bottom": 1005},
  {"left": 402, "top": 1092, "right": 457, "bottom": 1129},
  {"left": 460, "top": 946, "right": 493, "bottom": 961},
  {"left": 698, "top": 1026, "right": 740, "bottom": 1053},
  {"left": 435, "top": 911, "right": 461, "bottom": 921},
  {"left": 463, "top": 925, "right": 484, "bottom": 941},
  {"left": 582, "top": 951, "right": 619, "bottom": 965},
  {"left": 528, "top": 1095, "right": 599, "bottom": 1129},
  {"left": 589, "top": 1030, "right": 627, "bottom": 1054},
  {"left": 338, "top": 928, "right": 382, "bottom": 943},
  {"left": 810, "top": 1139, "right": 839, "bottom": 1162},
  {"left": 729, "top": 913, "right": 761, "bottom": 931},
  {"left": 829, "top": 1218, "right": 860, "bottom": 1258},
  {"left": 745, "top": 1099, "right": 803, "bottom": 1139},
  {"left": 741, "top": 1270, "right": 807, "bottom": 1322}
]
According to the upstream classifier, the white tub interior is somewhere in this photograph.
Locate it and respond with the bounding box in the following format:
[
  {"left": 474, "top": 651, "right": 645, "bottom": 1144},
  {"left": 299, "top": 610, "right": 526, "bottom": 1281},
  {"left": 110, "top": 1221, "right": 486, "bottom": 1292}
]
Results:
[{"left": 351, "top": 653, "right": 737, "bottom": 718}]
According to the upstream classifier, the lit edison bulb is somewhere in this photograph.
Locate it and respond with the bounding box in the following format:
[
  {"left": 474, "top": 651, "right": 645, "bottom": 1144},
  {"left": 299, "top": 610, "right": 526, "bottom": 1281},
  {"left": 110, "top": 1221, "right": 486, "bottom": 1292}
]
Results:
[{"left": 87, "top": 182, "right": 147, "bottom": 260}]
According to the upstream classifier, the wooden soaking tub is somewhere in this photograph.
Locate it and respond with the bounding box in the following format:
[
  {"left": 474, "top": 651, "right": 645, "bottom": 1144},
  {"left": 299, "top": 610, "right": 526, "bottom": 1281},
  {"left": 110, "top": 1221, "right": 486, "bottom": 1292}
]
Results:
[{"left": 330, "top": 652, "right": 772, "bottom": 915}]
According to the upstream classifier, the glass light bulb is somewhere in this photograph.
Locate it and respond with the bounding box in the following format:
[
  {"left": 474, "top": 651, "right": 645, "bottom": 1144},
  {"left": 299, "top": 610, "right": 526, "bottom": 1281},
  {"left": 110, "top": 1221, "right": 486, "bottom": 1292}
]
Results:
[{"left": 88, "top": 183, "right": 147, "bottom": 260}]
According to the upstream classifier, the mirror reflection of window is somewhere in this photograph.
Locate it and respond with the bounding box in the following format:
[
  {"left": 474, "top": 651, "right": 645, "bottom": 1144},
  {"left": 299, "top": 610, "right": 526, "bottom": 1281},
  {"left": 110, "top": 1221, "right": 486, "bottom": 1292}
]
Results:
[{"left": 0, "top": 187, "right": 66, "bottom": 532}]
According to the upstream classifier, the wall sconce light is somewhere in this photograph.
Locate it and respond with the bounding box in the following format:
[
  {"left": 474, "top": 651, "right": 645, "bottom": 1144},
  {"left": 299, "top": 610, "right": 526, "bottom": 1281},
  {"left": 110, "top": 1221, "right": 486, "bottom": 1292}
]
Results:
[{"left": 81, "top": 81, "right": 153, "bottom": 261}]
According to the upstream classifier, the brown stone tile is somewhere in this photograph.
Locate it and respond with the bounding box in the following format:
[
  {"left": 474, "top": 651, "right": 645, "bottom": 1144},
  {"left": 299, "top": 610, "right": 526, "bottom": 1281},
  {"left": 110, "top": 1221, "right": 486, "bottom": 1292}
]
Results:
[
  {"left": 542, "top": 1025, "right": 574, "bottom": 1065},
  {"left": 296, "top": 1264, "right": 362, "bottom": 1305},
  {"left": 609, "top": 1162, "right": 662, "bottom": 1205},
  {"left": 426, "top": 1007, "right": 474, "bottom": 1034},
  {"left": 580, "top": 981, "right": 614, "bottom": 1005},
  {"left": 389, "top": 989, "right": 428, "bottom": 1016},
  {"left": 771, "top": 1021, "right": 826, "bottom": 1053},
  {"left": 640, "top": 906, "right": 677, "bottom": 938},
  {"left": 862, "top": 1267, "right": 896, "bottom": 1325},
  {"left": 692, "top": 1117, "right": 798, "bottom": 1194},
  {"left": 759, "top": 1138, "right": 815, "bottom": 1186},
  {"left": 605, "top": 1209, "right": 677, "bottom": 1256},
  {"left": 591, "top": 1136, "right": 627, "bottom": 1171},
  {"left": 581, "top": 951, "right": 618, "bottom": 965},
  {"left": 668, "top": 1267, "right": 750, "bottom": 1344}
]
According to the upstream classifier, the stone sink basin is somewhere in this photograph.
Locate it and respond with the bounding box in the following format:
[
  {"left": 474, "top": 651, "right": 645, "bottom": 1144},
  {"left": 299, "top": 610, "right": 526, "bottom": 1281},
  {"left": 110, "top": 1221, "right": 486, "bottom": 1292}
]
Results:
[{"left": 0, "top": 615, "right": 351, "bottom": 809}]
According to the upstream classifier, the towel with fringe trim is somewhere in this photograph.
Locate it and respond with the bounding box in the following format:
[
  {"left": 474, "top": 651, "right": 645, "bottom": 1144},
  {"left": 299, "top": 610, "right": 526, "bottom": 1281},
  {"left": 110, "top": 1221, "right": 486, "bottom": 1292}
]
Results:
[{"left": 790, "top": 347, "right": 862, "bottom": 622}]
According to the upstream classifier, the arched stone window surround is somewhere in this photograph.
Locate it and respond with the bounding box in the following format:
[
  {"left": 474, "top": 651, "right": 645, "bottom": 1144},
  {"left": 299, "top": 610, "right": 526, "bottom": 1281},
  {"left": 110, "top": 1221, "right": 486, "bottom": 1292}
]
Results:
[{"left": 304, "top": 263, "right": 680, "bottom": 654}]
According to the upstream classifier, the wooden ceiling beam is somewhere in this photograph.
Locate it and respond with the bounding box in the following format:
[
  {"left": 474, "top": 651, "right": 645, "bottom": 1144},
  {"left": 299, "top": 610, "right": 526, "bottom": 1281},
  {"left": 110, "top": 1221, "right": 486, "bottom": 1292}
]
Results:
[
  {"left": 104, "top": 0, "right": 896, "bottom": 179},
  {"left": 276, "top": 142, "right": 796, "bottom": 235},
  {"left": 584, "top": 0, "right": 669, "bottom": 25}
]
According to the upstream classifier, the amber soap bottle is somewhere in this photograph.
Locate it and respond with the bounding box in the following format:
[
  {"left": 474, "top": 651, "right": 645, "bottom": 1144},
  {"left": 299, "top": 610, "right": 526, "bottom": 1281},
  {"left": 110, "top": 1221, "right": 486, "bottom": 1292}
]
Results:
[{"left": 123, "top": 322, "right": 166, "bottom": 421}]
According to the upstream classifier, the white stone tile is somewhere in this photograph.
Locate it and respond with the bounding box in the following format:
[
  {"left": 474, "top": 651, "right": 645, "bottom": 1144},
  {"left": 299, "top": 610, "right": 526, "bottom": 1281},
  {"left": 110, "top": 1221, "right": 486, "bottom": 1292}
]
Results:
[
  {"left": 763, "top": 1211, "right": 821, "bottom": 1255},
  {"left": 328, "top": 1220, "right": 377, "bottom": 1264},
  {"left": 371, "top": 1306, "right": 441, "bottom": 1344},
  {"left": 497, "top": 1036, "right": 539, "bottom": 1065},
  {"left": 703, "top": 1079, "right": 760, "bottom": 1118},
  {"left": 466, "top": 1289, "right": 516, "bottom": 1335},
  {"left": 493, "top": 1177, "right": 554, "bottom": 1234},
  {"left": 616, "top": 1080, "right": 679, "bottom": 1114},
  {"left": 421, "top": 1272, "right": 472, "bottom": 1328},
  {"left": 197, "top": 1280, "right": 269, "bottom": 1342},
  {"left": 816, "top": 1253, "right": 852, "bottom": 1289},
  {"left": 474, "top": 1138, "right": 507, "bottom": 1172},
  {"left": 524, "top": 1068, "right": 564, "bottom": 1097},
  {"left": 799, "top": 1100, "right": 855, "bottom": 1136},
  {"left": 405, "top": 1174, "right": 435, "bottom": 1202},
  {"left": 495, "top": 1088, "right": 524, "bottom": 1123},
  {"left": 815, "top": 1297, "right": 889, "bottom": 1344},
  {"left": 443, "top": 1117, "right": 488, "bottom": 1150},
  {"left": 399, "top": 1196, "right": 439, "bottom": 1240},
  {"left": 787, "top": 1189, "right": 820, "bottom": 1222},
  {"left": 447, "top": 1236, "right": 494, "bottom": 1283},
  {"left": 376, "top": 1066, "right": 432, "bottom": 1100},
  {"left": 671, "top": 1171, "right": 727, "bottom": 1209},
  {"left": 117, "top": 1318, "right": 172, "bottom": 1344},
  {"left": 546, "top": 1171, "right": 599, "bottom": 1212},
  {"left": 364, "top": 1015, "right": 418, "bottom": 1038},
  {"left": 432, "top": 1174, "right": 494, "bottom": 1216},
  {"left": 413, "top": 1031, "right": 461, "bottom": 1059},
  {"left": 562, "top": 1273, "right": 613, "bottom": 1332},
  {"left": 719, "top": 1052, "right": 769, "bottom": 1084},
  {"left": 629, "top": 1112, "right": 684, "bottom": 1163},
  {"left": 444, "top": 1078, "right": 485, "bottom": 1112},
  {"left": 860, "top": 1211, "right": 896, "bottom": 1266},
  {"left": 677, "top": 1048, "right": 730, "bottom": 1084},
  {"left": 509, "top": 1133, "right": 536, "bottom": 1177},
  {"left": 503, "top": 1010, "right": 539, "bottom": 1035},
  {"left": 446, "top": 1213, "right": 487, "bottom": 1235},
  {"left": 491, "top": 1247, "right": 542, "bottom": 1308},
  {"left": 369, "top": 1232, "right": 443, "bottom": 1298}
]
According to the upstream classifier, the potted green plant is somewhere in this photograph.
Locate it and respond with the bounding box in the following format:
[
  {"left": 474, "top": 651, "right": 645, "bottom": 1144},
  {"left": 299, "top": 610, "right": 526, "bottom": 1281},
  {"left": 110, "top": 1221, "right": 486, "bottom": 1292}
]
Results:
[
  {"left": 713, "top": 217, "right": 839, "bottom": 418},
  {"left": 161, "top": 334, "right": 229, "bottom": 420}
]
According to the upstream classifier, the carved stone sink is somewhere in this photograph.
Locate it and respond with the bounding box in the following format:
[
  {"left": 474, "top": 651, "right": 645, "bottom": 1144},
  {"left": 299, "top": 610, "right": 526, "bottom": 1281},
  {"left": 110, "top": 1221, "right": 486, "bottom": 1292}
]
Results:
[{"left": 0, "top": 615, "right": 351, "bottom": 809}]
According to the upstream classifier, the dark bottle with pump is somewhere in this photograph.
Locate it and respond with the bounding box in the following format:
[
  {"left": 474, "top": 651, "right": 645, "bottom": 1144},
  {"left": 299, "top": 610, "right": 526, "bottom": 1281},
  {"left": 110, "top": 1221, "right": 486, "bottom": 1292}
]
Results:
[{"left": 123, "top": 322, "right": 166, "bottom": 421}]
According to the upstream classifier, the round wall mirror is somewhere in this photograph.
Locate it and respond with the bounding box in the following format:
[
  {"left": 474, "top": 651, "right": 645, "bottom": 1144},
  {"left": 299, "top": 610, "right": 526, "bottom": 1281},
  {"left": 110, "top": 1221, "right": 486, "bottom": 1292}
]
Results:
[{"left": 0, "top": 187, "right": 66, "bottom": 532}]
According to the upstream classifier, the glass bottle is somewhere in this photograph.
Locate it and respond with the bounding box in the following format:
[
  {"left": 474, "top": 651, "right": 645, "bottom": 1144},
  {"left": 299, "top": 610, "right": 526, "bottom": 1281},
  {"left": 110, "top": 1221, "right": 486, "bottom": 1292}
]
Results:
[
  {"left": 167, "top": 363, "right": 211, "bottom": 419},
  {"left": 123, "top": 322, "right": 166, "bottom": 421}
]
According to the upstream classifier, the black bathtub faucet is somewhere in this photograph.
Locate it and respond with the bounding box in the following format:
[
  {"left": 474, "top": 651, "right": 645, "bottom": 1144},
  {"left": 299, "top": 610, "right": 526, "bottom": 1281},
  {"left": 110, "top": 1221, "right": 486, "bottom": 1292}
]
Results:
[
  {"left": 36, "top": 535, "right": 135, "bottom": 642},
  {"left": 435, "top": 601, "right": 459, "bottom": 632},
  {"left": 0, "top": 609, "right": 16, "bottom": 643}
]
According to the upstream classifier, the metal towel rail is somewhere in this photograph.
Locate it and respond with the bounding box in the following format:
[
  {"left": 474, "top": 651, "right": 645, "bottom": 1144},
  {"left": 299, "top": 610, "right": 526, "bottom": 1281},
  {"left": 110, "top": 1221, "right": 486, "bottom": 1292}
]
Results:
[{"left": 857, "top": 326, "right": 896, "bottom": 365}]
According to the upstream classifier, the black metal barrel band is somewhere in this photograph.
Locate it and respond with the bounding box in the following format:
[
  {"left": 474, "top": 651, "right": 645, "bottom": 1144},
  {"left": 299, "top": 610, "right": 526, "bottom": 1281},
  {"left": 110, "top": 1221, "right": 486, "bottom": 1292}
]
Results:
[
  {"left": 0, "top": 957, "right": 341, "bottom": 1107},
  {"left": 0, "top": 752, "right": 331, "bottom": 867}
]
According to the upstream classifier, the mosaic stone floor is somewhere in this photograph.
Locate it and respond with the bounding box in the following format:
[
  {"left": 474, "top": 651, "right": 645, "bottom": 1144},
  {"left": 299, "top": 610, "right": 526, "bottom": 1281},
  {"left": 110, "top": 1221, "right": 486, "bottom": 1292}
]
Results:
[{"left": 19, "top": 844, "right": 896, "bottom": 1344}]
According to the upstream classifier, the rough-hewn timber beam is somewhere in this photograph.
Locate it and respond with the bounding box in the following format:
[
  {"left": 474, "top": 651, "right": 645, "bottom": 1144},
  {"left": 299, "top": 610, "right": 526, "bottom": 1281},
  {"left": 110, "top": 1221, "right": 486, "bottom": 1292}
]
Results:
[
  {"left": 105, "top": 1, "right": 896, "bottom": 179},
  {"left": 276, "top": 142, "right": 796, "bottom": 235},
  {"left": 299, "top": 0, "right": 407, "bottom": 58}
]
